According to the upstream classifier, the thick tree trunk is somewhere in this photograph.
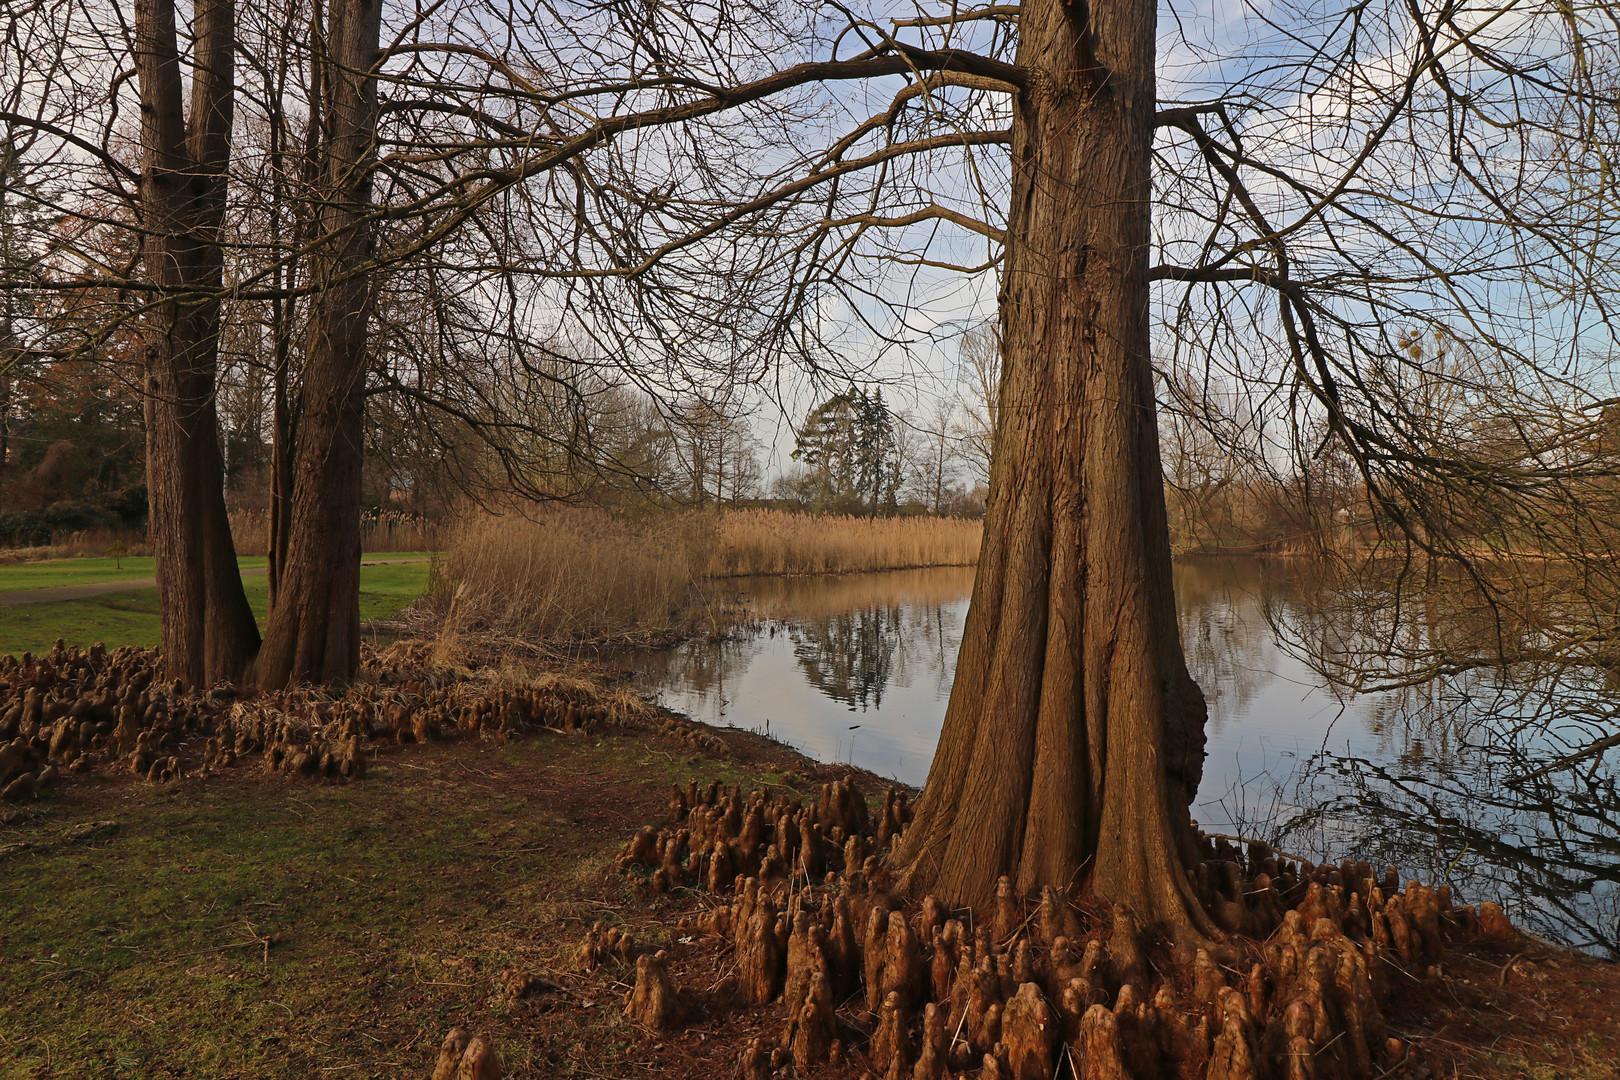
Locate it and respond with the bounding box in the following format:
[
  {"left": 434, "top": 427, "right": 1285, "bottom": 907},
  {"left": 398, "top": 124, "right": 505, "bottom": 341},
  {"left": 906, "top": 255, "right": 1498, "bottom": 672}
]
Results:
[
  {"left": 254, "top": 0, "right": 380, "bottom": 687},
  {"left": 895, "top": 0, "right": 1214, "bottom": 941},
  {"left": 133, "top": 0, "right": 260, "bottom": 686}
]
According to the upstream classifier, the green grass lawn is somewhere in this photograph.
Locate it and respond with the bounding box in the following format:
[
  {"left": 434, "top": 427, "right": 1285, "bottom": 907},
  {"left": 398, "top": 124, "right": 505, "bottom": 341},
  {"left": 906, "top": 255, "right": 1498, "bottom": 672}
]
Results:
[
  {"left": 0, "top": 553, "right": 434, "bottom": 594},
  {"left": 0, "top": 563, "right": 432, "bottom": 655},
  {"left": 0, "top": 732, "right": 790, "bottom": 1080}
]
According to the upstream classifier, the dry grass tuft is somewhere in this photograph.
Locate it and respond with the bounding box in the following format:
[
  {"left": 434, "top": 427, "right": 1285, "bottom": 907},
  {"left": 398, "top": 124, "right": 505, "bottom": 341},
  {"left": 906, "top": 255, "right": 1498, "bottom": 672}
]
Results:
[{"left": 708, "top": 509, "right": 981, "bottom": 577}]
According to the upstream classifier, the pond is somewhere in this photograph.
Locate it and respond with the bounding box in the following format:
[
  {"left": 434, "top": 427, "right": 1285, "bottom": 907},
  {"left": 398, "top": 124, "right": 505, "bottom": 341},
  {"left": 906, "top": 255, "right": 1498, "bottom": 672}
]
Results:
[{"left": 626, "top": 559, "right": 1620, "bottom": 956}]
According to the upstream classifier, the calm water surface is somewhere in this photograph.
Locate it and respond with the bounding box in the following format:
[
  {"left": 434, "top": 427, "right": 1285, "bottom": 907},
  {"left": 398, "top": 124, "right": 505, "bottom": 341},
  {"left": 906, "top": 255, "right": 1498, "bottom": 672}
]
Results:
[{"left": 628, "top": 560, "right": 1620, "bottom": 955}]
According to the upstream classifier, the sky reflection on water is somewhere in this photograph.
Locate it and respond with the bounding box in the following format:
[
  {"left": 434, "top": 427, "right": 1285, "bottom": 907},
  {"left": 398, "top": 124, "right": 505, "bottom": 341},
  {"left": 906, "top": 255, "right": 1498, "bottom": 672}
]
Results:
[{"left": 627, "top": 560, "right": 1620, "bottom": 955}]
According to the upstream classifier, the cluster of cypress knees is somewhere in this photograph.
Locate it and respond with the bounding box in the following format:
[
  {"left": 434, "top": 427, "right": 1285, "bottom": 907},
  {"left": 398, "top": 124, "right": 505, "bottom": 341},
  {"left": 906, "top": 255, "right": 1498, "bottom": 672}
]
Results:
[
  {"left": 0, "top": 639, "right": 712, "bottom": 803},
  {"left": 0, "top": 641, "right": 222, "bottom": 798},
  {"left": 513, "top": 777, "right": 1512, "bottom": 1080}
]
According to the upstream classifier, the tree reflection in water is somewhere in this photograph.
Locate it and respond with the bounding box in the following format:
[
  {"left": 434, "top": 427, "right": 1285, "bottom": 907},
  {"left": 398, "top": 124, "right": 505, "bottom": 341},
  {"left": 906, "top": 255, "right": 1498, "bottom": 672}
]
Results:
[
  {"left": 1277, "top": 741, "right": 1620, "bottom": 957},
  {"left": 626, "top": 568, "right": 971, "bottom": 781},
  {"left": 627, "top": 560, "right": 1620, "bottom": 954},
  {"left": 790, "top": 604, "right": 900, "bottom": 709},
  {"left": 1230, "top": 555, "right": 1620, "bottom": 958}
]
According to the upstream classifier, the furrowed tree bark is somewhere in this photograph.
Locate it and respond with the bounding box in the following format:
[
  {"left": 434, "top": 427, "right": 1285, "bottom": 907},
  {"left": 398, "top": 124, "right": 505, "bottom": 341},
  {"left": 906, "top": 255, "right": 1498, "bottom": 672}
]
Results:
[
  {"left": 133, "top": 0, "right": 260, "bottom": 686},
  {"left": 255, "top": 0, "right": 380, "bottom": 687},
  {"left": 895, "top": 0, "right": 1215, "bottom": 941}
]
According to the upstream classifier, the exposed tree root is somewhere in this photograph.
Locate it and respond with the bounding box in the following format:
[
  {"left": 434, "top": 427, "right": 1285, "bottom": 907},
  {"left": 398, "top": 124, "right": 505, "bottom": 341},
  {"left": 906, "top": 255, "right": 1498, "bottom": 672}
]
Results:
[
  {"left": 596, "top": 776, "right": 1520, "bottom": 1079},
  {"left": 574, "top": 921, "right": 640, "bottom": 971},
  {"left": 0, "top": 639, "right": 695, "bottom": 799},
  {"left": 430, "top": 1026, "right": 503, "bottom": 1079},
  {"left": 625, "top": 949, "right": 687, "bottom": 1030}
]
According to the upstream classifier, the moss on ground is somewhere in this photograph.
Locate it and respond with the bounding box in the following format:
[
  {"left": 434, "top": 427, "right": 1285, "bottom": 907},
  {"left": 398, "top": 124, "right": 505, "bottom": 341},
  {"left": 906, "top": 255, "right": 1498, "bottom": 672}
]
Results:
[
  {"left": 0, "top": 730, "right": 790, "bottom": 1079},
  {"left": 0, "top": 563, "right": 431, "bottom": 655}
]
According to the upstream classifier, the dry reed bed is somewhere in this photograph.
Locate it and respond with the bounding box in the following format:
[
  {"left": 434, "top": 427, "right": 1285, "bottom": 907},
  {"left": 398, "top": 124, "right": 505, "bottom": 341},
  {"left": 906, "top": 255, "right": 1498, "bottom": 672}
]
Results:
[
  {"left": 228, "top": 508, "right": 444, "bottom": 556},
  {"left": 710, "top": 509, "right": 981, "bottom": 577},
  {"left": 429, "top": 509, "right": 711, "bottom": 649},
  {"left": 427, "top": 507, "right": 982, "bottom": 650}
]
